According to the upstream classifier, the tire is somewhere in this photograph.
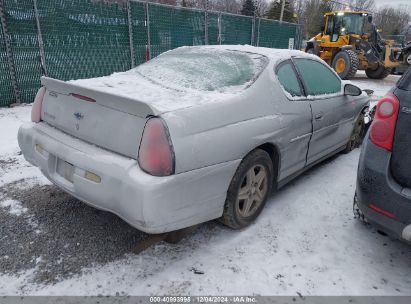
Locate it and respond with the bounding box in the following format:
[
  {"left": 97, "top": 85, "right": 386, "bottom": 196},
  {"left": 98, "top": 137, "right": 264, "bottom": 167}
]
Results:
[
  {"left": 331, "top": 50, "right": 359, "bottom": 79},
  {"left": 221, "top": 149, "right": 273, "bottom": 229},
  {"left": 405, "top": 52, "right": 411, "bottom": 66},
  {"left": 353, "top": 192, "right": 367, "bottom": 223},
  {"left": 343, "top": 113, "right": 365, "bottom": 154},
  {"left": 365, "top": 64, "right": 392, "bottom": 79}
]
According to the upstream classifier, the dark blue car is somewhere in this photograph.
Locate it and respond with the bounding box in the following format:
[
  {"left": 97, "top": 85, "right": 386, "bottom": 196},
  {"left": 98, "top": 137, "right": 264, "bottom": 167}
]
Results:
[{"left": 355, "top": 67, "right": 411, "bottom": 243}]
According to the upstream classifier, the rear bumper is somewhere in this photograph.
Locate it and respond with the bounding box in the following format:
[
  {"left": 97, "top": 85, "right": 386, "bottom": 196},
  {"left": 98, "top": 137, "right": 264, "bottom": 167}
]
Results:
[
  {"left": 356, "top": 137, "right": 411, "bottom": 242},
  {"left": 18, "top": 122, "right": 240, "bottom": 233}
]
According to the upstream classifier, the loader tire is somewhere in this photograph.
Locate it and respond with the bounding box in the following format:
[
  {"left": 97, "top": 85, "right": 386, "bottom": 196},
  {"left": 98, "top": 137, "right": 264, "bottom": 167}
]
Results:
[
  {"left": 365, "top": 64, "right": 392, "bottom": 79},
  {"left": 332, "top": 50, "right": 359, "bottom": 80}
]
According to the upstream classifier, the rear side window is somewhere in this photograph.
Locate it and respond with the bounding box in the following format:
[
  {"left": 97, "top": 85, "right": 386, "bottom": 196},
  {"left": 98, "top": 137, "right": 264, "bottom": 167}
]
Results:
[
  {"left": 294, "top": 59, "right": 341, "bottom": 96},
  {"left": 276, "top": 61, "right": 303, "bottom": 97}
]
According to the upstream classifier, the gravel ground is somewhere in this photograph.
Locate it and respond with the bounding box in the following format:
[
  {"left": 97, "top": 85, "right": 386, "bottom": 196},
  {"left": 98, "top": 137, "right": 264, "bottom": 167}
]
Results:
[{"left": 0, "top": 180, "right": 149, "bottom": 284}]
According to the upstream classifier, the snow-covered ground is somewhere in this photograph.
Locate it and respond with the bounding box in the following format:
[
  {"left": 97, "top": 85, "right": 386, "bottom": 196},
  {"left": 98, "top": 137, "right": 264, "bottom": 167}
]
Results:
[
  {"left": 1, "top": 73, "right": 410, "bottom": 296},
  {"left": 351, "top": 71, "right": 395, "bottom": 106}
]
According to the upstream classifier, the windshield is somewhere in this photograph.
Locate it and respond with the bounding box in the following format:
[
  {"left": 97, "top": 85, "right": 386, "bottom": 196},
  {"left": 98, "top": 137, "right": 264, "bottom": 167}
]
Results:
[
  {"left": 327, "top": 13, "right": 367, "bottom": 35},
  {"left": 134, "top": 47, "right": 268, "bottom": 92}
]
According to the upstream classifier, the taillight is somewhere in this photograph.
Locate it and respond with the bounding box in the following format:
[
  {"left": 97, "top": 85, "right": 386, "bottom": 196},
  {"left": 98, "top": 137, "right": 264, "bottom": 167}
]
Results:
[
  {"left": 31, "top": 87, "right": 46, "bottom": 123},
  {"left": 138, "top": 117, "right": 174, "bottom": 176},
  {"left": 370, "top": 93, "right": 400, "bottom": 151}
]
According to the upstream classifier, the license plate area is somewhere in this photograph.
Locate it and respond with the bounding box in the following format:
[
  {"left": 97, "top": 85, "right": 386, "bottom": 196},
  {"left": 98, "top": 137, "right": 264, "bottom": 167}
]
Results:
[{"left": 56, "top": 158, "right": 74, "bottom": 183}]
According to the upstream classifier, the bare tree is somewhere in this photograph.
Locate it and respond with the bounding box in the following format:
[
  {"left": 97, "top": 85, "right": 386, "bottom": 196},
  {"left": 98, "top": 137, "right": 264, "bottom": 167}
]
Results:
[
  {"left": 348, "top": 0, "right": 376, "bottom": 11},
  {"left": 300, "top": 0, "right": 335, "bottom": 38},
  {"left": 215, "top": 0, "right": 242, "bottom": 14},
  {"left": 149, "top": 0, "right": 178, "bottom": 5},
  {"left": 255, "top": 0, "right": 269, "bottom": 17},
  {"left": 375, "top": 6, "right": 410, "bottom": 36}
]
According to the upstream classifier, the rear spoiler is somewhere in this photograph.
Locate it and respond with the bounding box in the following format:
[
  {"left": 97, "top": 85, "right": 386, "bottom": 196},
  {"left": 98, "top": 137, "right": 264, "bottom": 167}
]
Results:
[{"left": 41, "top": 76, "right": 158, "bottom": 118}]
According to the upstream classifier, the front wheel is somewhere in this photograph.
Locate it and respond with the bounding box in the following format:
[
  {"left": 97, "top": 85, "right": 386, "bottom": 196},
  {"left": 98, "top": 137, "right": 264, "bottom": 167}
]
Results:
[
  {"left": 221, "top": 149, "right": 273, "bottom": 229},
  {"left": 343, "top": 113, "right": 365, "bottom": 154},
  {"left": 332, "top": 50, "right": 359, "bottom": 79},
  {"left": 365, "top": 64, "right": 391, "bottom": 79}
]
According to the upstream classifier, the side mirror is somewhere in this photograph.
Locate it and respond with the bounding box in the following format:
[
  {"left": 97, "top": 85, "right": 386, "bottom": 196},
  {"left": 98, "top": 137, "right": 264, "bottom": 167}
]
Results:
[{"left": 344, "top": 84, "right": 362, "bottom": 96}]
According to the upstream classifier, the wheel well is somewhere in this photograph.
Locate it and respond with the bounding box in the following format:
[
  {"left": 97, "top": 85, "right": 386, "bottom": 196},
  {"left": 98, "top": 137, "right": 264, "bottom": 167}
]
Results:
[
  {"left": 340, "top": 45, "right": 353, "bottom": 51},
  {"left": 256, "top": 143, "right": 280, "bottom": 190}
]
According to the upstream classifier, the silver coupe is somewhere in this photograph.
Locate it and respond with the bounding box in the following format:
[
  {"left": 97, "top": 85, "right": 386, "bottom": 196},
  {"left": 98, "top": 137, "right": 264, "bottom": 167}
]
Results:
[{"left": 18, "top": 45, "right": 369, "bottom": 235}]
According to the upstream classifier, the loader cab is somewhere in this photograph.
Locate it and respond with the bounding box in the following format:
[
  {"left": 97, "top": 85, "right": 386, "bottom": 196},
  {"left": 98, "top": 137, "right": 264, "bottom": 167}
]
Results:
[{"left": 323, "top": 12, "right": 370, "bottom": 42}]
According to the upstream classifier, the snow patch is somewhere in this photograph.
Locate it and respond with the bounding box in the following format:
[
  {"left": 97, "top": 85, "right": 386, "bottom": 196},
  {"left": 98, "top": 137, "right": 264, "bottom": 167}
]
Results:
[
  {"left": 0, "top": 199, "right": 27, "bottom": 216},
  {"left": 0, "top": 106, "right": 51, "bottom": 188}
]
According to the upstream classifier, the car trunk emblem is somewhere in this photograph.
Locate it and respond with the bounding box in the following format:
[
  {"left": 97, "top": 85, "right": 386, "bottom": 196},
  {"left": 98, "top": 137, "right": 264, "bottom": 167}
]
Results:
[{"left": 401, "top": 106, "right": 411, "bottom": 114}]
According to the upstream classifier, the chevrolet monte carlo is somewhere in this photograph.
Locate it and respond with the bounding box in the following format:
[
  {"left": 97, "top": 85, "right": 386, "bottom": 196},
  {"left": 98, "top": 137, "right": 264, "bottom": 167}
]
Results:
[{"left": 18, "top": 45, "right": 369, "bottom": 235}]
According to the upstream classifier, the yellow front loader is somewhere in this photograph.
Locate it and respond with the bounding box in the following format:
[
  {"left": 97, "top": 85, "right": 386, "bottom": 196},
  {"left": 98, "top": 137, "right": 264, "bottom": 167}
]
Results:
[{"left": 305, "top": 11, "right": 406, "bottom": 79}]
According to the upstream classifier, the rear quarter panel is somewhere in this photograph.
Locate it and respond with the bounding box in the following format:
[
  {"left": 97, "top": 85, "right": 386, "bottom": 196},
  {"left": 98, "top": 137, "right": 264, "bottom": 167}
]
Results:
[{"left": 162, "top": 65, "right": 285, "bottom": 174}]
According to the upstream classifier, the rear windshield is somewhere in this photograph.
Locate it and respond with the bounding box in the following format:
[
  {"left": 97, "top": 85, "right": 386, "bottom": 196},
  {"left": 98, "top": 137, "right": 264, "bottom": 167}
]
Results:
[{"left": 134, "top": 47, "right": 268, "bottom": 92}]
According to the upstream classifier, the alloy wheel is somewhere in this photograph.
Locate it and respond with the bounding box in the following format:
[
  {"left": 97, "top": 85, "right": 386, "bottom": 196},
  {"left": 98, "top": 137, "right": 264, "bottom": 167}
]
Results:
[{"left": 236, "top": 165, "right": 268, "bottom": 218}]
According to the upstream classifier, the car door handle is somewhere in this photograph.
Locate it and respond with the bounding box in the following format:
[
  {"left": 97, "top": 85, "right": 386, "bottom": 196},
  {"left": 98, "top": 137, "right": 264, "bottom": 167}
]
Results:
[{"left": 315, "top": 112, "right": 324, "bottom": 120}]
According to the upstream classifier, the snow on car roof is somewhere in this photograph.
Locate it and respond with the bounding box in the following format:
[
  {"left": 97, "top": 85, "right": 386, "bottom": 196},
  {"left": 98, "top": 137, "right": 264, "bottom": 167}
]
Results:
[
  {"left": 68, "top": 45, "right": 314, "bottom": 113},
  {"left": 201, "top": 44, "right": 310, "bottom": 60}
]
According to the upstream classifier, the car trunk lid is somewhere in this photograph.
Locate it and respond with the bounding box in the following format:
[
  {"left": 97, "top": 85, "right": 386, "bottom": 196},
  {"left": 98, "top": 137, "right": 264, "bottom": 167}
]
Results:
[{"left": 41, "top": 77, "right": 157, "bottom": 159}]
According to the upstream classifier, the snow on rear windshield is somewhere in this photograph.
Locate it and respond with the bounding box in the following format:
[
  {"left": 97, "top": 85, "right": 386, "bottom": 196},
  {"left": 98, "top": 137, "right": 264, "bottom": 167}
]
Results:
[{"left": 134, "top": 47, "right": 268, "bottom": 92}]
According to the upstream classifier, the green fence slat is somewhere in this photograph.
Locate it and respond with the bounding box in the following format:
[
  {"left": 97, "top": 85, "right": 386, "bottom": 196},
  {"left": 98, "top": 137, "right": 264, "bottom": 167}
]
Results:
[
  {"left": 0, "top": 1, "right": 300, "bottom": 107},
  {"left": 221, "top": 13, "right": 253, "bottom": 45},
  {"left": 130, "top": 1, "right": 147, "bottom": 65},
  {"left": 258, "top": 19, "right": 297, "bottom": 49},
  {"left": 207, "top": 12, "right": 219, "bottom": 45},
  {"left": 3, "top": 0, "right": 42, "bottom": 104},
  {"left": 148, "top": 4, "right": 205, "bottom": 58},
  {"left": 0, "top": 14, "right": 14, "bottom": 106},
  {"left": 37, "top": 0, "right": 131, "bottom": 81}
]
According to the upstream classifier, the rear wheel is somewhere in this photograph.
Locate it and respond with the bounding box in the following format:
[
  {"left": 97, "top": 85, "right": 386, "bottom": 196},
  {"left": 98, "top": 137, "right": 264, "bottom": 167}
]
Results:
[
  {"left": 221, "top": 149, "right": 273, "bottom": 229},
  {"left": 332, "top": 50, "right": 359, "bottom": 79},
  {"left": 405, "top": 52, "right": 411, "bottom": 66},
  {"left": 365, "top": 64, "right": 392, "bottom": 79},
  {"left": 343, "top": 113, "right": 365, "bottom": 154}
]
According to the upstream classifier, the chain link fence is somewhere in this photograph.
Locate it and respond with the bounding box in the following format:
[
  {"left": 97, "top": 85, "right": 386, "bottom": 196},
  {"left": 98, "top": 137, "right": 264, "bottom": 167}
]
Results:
[
  {"left": 0, "top": 7, "right": 15, "bottom": 107},
  {"left": 0, "top": 0, "right": 302, "bottom": 107}
]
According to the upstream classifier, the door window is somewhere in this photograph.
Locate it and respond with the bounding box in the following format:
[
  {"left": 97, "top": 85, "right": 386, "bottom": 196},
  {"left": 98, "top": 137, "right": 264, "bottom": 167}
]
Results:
[
  {"left": 294, "top": 59, "right": 342, "bottom": 96},
  {"left": 276, "top": 61, "right": 303, "bottom": 97}
]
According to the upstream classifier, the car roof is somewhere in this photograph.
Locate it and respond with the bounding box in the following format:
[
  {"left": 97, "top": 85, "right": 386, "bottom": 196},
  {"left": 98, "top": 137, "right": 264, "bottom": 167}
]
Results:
[{"left": 169, "top": 45, "right": 317, "bottom": 63}]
